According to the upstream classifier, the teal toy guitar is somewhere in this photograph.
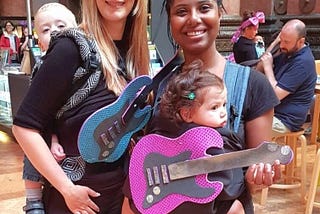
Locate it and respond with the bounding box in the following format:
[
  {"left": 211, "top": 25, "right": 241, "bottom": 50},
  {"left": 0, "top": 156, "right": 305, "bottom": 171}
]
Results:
[
  {"left": 78, "top": 75, "right": 152, "bottom": 163},
  {"left": 78, "top": 51, "right": 184, "bottom": 163},
  {"left": 129, "top": 127, "right": 293, "bottom": 214}
]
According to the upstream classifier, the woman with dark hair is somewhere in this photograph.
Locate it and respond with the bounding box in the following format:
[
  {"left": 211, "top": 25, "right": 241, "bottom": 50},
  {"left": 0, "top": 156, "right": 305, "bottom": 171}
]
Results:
[
  {"left": 0, "top": 21, "right": 20, "bottom": 63},
  {"left": 126, "top": 0, "right": 280, "bottom": 213},
  {"left": 232, "top": 10, "right": 265, "bottom": 64}
]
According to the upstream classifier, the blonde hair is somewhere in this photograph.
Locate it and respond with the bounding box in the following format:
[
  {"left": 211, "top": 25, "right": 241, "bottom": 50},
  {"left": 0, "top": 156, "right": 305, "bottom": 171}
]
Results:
[
  {"left": 80, "top": 0, "right": 150, "bottom": 95},
  {"left": 34, "top": 3, "right": 77, "bottom": 31}
]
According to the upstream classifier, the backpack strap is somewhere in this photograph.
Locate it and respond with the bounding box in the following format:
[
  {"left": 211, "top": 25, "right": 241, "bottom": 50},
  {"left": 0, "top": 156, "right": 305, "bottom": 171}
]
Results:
[
  {"left": 50, "top": 28, "right": 102, "bottom": 119},
  {"left": 122, "top": 50, "right": 183, "bottom": 123},
  {"left": 223, "top": 61, "right": 250, "bottom": 133}
]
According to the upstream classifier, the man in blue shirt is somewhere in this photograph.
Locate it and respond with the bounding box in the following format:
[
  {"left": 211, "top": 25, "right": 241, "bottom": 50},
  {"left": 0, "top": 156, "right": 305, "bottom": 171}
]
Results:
[{"left": 260, "top": 19, "right": 317, "bottom": 136}]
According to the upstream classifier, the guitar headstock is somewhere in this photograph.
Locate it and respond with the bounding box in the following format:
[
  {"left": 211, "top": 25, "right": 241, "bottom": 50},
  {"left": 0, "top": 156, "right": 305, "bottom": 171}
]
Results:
[{"left": 258, "top": 142, "right": 293, "bottom": 165}]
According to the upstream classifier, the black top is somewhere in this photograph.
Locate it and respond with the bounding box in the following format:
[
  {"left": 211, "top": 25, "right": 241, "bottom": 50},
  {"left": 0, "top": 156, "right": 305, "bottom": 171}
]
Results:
[
  {"left": 148, "top": 67, "right": 279, "bottom": 148},
  {"left": 14, "top": 36, "right": 131, "bottom": 156},
  {"left": 233, "top": 36, "right": 258, "bottom": 64},
  {"left": 131, "top": 65, "right": 279, "bottom": 214},
  {"left": 13, "top": 36, "right": 129, "bottom": 212}
]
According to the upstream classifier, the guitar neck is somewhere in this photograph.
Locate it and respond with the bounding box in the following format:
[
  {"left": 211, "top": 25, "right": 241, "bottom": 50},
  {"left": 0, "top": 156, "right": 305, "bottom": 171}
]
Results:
[
  {"left": 168, "top": 142, "right": 292, "bottom": 181},
  {"left": 122, "top": 51, "right": 184, "bottom": 124}
]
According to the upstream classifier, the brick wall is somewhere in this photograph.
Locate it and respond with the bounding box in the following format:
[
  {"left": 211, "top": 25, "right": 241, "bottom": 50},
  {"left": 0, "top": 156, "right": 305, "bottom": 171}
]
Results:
[{"left": 0, "top": 0, "right": 27, "bottom": 17}]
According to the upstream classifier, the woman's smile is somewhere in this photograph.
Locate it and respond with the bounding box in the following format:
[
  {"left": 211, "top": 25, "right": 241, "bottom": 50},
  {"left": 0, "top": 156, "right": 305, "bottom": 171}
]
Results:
[
  {"left": 186, "top": 30, "right": 205, "bottom": 37},
  {"left": 105, "top": 0, "right": 125, "bottom": 8}
]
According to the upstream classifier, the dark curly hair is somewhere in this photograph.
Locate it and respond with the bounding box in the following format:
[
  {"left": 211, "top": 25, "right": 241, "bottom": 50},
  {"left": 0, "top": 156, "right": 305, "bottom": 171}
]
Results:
[{"left": 160, "top": 59, "right": 225, "bottom": 124}]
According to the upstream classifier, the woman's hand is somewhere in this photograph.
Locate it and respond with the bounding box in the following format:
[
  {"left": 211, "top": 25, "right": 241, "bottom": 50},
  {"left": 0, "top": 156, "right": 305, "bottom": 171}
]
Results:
[
  {"left": 245, "top": 160, "right": 281, "bottom": 193},
  {"left": 62, "top": 184, "right": 101, "bottom": 214},
  {"left": 20, "top": 39, "right": 29, "bottom": 52},
  {"left": 12, "top": 125, "right": 100, "bottom": 214}
]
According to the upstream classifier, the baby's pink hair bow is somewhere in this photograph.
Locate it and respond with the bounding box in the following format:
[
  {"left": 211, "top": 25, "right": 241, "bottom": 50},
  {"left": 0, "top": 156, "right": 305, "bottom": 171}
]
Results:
[{"left": 231, "top": 11, "right": 265, "bottom": 43}]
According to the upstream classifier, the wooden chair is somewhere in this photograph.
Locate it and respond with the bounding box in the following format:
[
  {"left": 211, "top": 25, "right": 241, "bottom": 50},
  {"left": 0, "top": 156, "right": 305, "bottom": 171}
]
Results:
[
  {"left": 310, "top": 91, "right": 320, "bottom": 145},
  {"left": 305, "top": 148, "right": 320, "bottom": 214},
  {"left": 260, "top": 130, "right": 307, "bottom": 205},
  {"left": 311, "top": 60, "right": 320, "bottom": 146},
  {"left": 315, "top": 60, "right": 320, "bottom": 75}
]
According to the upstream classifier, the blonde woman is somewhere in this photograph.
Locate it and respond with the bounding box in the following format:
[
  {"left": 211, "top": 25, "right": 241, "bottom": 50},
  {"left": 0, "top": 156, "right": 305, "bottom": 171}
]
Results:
[{"left": 12, "top": 0, "right": 150, "bottom": 213}]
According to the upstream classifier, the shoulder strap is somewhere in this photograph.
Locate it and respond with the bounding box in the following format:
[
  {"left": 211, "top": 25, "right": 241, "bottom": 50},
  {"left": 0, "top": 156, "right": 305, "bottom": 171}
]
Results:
[
  {"left": 240, "top": 43, "right": 280, "bottom": 67},
  {"left": 122, "top": 50, "right": 184, "bottom": 123},
  {"left": 50, "top": 28, "right": 102, "bottom": 119},
  {"left": 223, "top": 61, "right": 250, "bottom": 133}
]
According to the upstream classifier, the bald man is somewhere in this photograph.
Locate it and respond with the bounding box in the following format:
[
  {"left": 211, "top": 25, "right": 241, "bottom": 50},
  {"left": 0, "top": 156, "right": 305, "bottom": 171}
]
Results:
[{"left": 260, "top": 19, "right": 317, "bottom": 136}]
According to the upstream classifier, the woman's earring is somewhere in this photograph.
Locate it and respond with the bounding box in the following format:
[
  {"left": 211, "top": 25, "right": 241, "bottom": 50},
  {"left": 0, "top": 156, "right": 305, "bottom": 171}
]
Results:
[{"left": 174, "top": 42, "right": 180, "bottom": 51}]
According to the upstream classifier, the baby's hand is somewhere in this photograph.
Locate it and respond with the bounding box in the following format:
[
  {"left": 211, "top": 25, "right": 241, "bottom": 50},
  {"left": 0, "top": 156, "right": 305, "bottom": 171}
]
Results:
[{"left": 51, "top": 141, "right": 66, "bottom": 162}]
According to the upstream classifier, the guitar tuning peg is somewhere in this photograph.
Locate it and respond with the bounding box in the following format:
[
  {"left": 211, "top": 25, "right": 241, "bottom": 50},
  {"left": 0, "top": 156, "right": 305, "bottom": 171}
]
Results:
[{"left": 280, "top": 145, "right": 292, "bottom": 156}]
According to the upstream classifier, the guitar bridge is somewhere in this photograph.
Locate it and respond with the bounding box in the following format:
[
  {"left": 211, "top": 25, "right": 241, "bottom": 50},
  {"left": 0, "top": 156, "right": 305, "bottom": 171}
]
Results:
[
  {"left": 146, "top": 165, "right": 170, "bottom": 187},
  {"left": 97, "top": 120, "right": 123, "bottom": 159}
]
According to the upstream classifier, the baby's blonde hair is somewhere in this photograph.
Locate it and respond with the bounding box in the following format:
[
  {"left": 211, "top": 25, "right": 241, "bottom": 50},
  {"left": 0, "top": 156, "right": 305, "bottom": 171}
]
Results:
[{"left": 35, "top": 3, "right": 77, "bottom": 29}]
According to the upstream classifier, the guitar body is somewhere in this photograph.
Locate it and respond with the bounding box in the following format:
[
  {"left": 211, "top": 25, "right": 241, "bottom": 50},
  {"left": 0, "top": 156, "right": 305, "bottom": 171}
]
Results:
[
  {"left": 129, "top": 127, "right": 224, "bottom": 214},
  {"left": 78, "top": 75, "right": 152, "bottom": 163}
]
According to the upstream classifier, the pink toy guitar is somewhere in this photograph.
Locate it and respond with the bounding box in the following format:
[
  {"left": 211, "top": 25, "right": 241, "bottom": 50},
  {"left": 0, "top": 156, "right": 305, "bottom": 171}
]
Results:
[{"left": 129, "top": 126, "right": 293, "bottom": 214}]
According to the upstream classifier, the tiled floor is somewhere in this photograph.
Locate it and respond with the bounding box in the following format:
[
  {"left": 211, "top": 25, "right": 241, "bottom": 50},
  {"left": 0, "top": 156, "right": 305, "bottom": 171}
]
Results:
[
  {"left": 0, "top": 130, "right": 320, "bottom": 214},
  {"left": 0, "top": 131, "right": 24, "bottom": 214}
]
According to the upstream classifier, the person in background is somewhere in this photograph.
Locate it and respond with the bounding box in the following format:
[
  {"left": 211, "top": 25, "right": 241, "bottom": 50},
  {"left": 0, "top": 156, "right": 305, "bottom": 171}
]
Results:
[
  {"left": 260, "top": 19, "right": 317, "bottom": 137},
  {"left": 0, "top": 21, "right": 20, "bottom": 63},
  {"left": 20, "top": 3, "right": 78, "bottom": 214},
  {"left": 254, "top": 34, "right": 265, "bottom": 58},
  {"left": 144, "top": 0, "right": 281, "bottom": 213},
  {"left": 19, "top": 26, "right": 30, "bottom": 63},
  {"left": 232, "top": 10, "right": 265, "bottom": 64},
  {"left": 12, "top": 0, "right": 150, "bottom": 213}
]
